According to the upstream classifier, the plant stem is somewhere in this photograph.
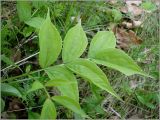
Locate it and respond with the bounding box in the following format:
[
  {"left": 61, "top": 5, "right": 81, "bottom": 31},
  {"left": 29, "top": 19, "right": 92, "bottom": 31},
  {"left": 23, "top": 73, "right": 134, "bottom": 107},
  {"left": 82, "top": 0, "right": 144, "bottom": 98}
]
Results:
[{"left": 2, "top": 69, "right": 44, "bottom": 82}]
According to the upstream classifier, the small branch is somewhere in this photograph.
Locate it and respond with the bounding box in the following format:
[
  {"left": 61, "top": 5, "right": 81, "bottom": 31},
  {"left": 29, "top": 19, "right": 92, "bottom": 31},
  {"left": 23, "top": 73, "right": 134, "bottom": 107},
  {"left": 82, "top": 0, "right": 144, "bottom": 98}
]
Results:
[
  {"left": 1, "top": 52, "right": 39, "bottom": 72},
  {"left": 109, "top": 107, "right": 121, "bottom": 118},
  {"left": 6, "top": 105, "right": 42, "bottom": 113}
]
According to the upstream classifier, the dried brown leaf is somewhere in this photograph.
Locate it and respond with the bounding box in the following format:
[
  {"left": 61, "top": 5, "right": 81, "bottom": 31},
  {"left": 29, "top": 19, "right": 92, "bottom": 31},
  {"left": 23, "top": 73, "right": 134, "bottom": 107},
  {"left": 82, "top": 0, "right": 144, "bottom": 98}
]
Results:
[
  {"left": 125, "top": 0, "right": 142, "bottom": 6},
  {"left": 128, "top": 30, "right": 142, "bottom": 44},
  {"left": 127, "top": 4, "right": 143, "bottom": 16},
  {"left": 113, "top": 27, "right": 142, "bottom": 50}
]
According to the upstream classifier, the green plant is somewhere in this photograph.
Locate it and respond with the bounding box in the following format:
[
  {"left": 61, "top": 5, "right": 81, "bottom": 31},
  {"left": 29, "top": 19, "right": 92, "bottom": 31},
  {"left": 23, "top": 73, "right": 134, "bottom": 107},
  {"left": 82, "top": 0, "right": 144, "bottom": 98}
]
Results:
[{"left": 1, "top": 7, "right": 151, "bottom": 118}]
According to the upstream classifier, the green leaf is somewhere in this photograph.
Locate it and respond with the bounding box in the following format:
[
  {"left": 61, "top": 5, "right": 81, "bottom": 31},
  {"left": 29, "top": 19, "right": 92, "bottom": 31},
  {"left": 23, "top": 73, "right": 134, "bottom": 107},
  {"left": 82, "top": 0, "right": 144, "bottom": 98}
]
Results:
[
  {"left": 62, "top": 23, "right": 88, "bottom": 62},
  {"left": 65, "top": 58, "right": 120, "bottom": 100},
  {"left": 40, "top": 98, "right": 56, "bottom": 119},
  {"left": 90, "top": 48, "right": 149, "bottom": 77},
  {"left": 22, "top": 27, "right": 34, "bottom": 37},
  {"left": 45, "top": 65, "right": 79, "bottom": 102},
  {"left": 88, "top": 31, "right": 116, "bottom": 58},
  {"left": 45, "top": 79, "right": 75, "bottom": 87},
  {"left": 52, "top": 96, "right": 87, "bottom": 117},
  {"left": 28, "top": 111, "right": 40, "bottom": 119},
  {"left": 27, "top": 80, "right": 44, "bottom": 93},
  {"left": 32, "top": 1, "right": 47, "bottom": 8},
  {"left": 141, "top": 2, "right": 157, "bottom": 11},
  {"left": 111, "top": 9, "right": 122, "bottom": 22},
  {"left": 16, "top": 1, "right": 31, "bottom": 21},
  {"left": 1, "top": 98, "right": 5, "bottom": 112},
  {"left": 1, "top": 83, "right": 22, "bottom": 98},
  {"left": 136, "top": 91, "right": 156, "bottom": 109},
  {"left": 39, "top": 9, "right": 62, "bottom": 68},
  {"left": 25, "top": 17, "right": 45, "bottom": 29}
]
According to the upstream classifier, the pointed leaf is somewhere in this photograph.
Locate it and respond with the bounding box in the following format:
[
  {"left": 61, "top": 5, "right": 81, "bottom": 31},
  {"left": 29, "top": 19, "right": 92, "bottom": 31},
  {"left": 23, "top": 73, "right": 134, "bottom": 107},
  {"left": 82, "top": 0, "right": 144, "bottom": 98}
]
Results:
[
  {"left": 25, "top": 17, "right": 45, "bottom": 29},
  {"left": 1, "top": 83, "right": 22, "bottom": 98},
  {"left": 27, "top": 80, "right": 44, "bottom": 93},
  {"left": 62, "top": 23, "right": 88, "bottom": 62},
  {"left": 45, "top": 65, "right": 79, "bottom": 102},
  {"left": 16, "top": 1, "right": 31, "bottom": 21},
  {"left": 65, "top": 59, "right": 120, "bottom": 100},
  {"left": 88, "top": 31, "right": 116, "bottom": 58},
  {"left": 40, "top": 98, "right": 56, "bottom": 119},
  {"left": 91, "top": 48, "right": 149, "bottom": 76},
  {"left": 39, "top": 9, "right": 62, "bottom": 68},
  {"left": 52, "top": 96, "right": 87, "bottom": 117}
]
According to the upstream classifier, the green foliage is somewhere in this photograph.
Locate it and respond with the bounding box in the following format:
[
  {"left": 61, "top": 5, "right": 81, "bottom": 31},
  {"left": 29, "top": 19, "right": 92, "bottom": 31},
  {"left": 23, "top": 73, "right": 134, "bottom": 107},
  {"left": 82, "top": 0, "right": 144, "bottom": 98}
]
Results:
[
  {"left": 27, "top": 80, "right": 44, "bottom": 93},
  {"left": 17, "top": 1, "right": 31, "bottom": 21},
  {"left": 25, "top": 17, "right": 45, "bottom": 29},
  {"left": 111, "top": 9, "right": 122, "bottom": 22},
  {"left": 52, "top": 96, "right": 87, "bottom": 117},
  {"left": 28, "top": 111, "right": 40, "bottom": 119},
  {"left": 66, "top": 58, "right": 120, "bottom": 100},
  {"left": 1, "top": 83, "right": 22, "bottom": 98},
  {"left": 136, "top": 91, "right": 159, "bottom": 109},
  {"left": 1, "top": 54, "right": 19, "bottom": 69},
  {"left": 1, "top": 3, "right": 153, "bottom": 118},
  {"left": 62, "top": 23, "right": 88, "bottom": 62},
  {"left": 141, "top": 1, "right": 157, "bottom": 11},
  {"left": 90, "top": 48, "right": 150, "bottom": 77},
  {"left": 0, "top": 98, "right": 5, "bottom": 113},
  {"left": 88, "top": 31, "right": 116, "bottom": 58},
  {"left": 39, "top": 9, "right": 62, "bottom": 68},
  {"left": 40, "top": 98, "right": 57, "bottom": 119},
  {"left": 83, "top": 95, "right": 105, "bottom": 118}
]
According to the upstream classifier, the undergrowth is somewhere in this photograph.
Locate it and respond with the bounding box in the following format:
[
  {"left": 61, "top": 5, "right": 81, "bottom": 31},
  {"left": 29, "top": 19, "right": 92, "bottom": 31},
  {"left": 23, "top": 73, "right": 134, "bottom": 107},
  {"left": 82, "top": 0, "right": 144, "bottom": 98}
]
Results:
[{"left": 1, "top": 1, "right": 159, "bottom": 119}]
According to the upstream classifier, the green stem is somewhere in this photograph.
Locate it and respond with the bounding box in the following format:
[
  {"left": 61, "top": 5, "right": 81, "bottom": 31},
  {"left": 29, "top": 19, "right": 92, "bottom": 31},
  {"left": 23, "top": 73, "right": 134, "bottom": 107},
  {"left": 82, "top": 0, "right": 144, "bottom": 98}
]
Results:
[
  {"left": 44, "top": 88, "right": 50, "bottom": 98},
  {"left": 2, "top": 69, "right": 45, "bottom": 82}
]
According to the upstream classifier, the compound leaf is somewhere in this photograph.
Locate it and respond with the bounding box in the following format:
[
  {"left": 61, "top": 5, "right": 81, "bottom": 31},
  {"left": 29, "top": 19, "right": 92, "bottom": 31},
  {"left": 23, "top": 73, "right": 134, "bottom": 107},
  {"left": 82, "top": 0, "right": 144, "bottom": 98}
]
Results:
[
  {"left": 62, "top": 23, "right": 88, "bottom": 62},
  {"left": 65, "top": 59, "right": 120, "bottom": 100},
  {"left": 39, "top": 9, "right": 62, "bottom": 68},
  {"left": 40, "top": 98, "right": 56, "bottom": 119}
]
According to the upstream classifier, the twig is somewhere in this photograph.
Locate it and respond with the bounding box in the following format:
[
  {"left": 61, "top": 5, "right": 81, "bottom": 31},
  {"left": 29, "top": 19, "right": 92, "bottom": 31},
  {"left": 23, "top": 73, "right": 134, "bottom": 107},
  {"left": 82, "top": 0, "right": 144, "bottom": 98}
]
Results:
[
  {"left": 6, "top": 105, "right": 43, "bottom": 113},
  {"left": 109, "top": 107, "right": 121, "bottom": 118},
  {"left": 1, "top": 52, "right": 39, "bottom": 72}
]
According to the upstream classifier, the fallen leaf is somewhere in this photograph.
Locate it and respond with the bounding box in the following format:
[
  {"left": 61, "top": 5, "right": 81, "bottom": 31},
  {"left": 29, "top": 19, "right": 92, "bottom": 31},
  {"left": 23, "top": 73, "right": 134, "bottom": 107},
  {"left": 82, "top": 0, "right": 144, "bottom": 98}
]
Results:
[
  {"left": 125, "top": 0, "right": 142, "bottom": 6},
  {"left": 112, "top": 27, "right": 142, "bottom": 50},
  {"left": 132, "top": 20, "right": 142, "bottom": 27},
  {"left": 122, "top": 21, "right": 133, "bottom": 29},
  {"left": 128, "top": 30, "right": 142, "bottom": 44},
  {"left": 128, "top": 114, "right": 142, "bottom": 119},
  {"left": 120, "top": 6, "right": 128, "bottom": 13},
  {"left": 129, "top": 80, "right": 138, "bottom": 89},
  {"left": 107, "top": 0, "right": 117, "bottom": 4},
  {"left": 127, "top": 4, "right": 143, "bottom": 16},
  {"left": 114, "top": 27, "right": 131, "bottom": 50}
]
